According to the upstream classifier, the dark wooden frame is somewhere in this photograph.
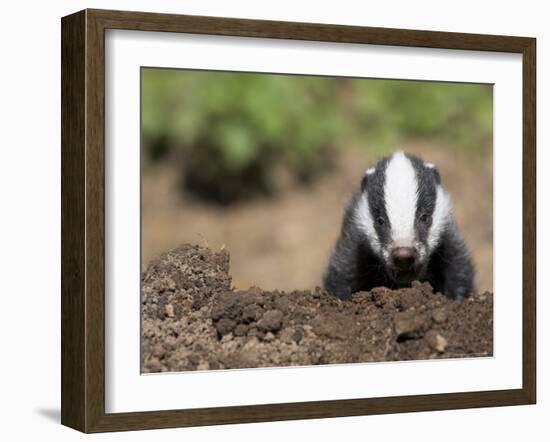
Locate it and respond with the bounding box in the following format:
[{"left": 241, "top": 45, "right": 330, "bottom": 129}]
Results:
[{"left": 61, "top": 8, "right": 536, "bottom": 433}]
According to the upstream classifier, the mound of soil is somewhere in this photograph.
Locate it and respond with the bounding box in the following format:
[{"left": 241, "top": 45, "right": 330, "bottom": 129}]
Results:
[{"left": 142, "top": 244, "right": 493, "bottom": 372}]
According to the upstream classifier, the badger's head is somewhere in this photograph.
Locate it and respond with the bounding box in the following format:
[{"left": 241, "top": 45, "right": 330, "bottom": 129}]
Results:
[{"left": 355, "top": 151, "right": 452, "bottom": 285}]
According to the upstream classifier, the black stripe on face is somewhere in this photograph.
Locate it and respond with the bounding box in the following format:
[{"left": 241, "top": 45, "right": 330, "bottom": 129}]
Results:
[
  {"left": 363, "top": 156, "right": 391, "bottom": 245},
  {"left": 408, "top": 155, "right": 439, "bottom": 244}
]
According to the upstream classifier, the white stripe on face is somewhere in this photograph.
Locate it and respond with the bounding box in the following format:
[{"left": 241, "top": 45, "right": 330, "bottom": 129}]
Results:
[
  {"left": 354, "top": 193, "right": 381, "bottom": 254},
  {"left": 384, "top": 151, "right": 418, "bottom": 245},
  {"left": 428, "top": 186, "right": 451, "bottom": 251}
]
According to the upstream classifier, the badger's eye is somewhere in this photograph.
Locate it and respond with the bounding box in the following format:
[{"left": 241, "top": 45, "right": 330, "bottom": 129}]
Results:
[
  {"left": 376, "top": 217, "right": 386, "bottom": 226},
  {"left": 419, "top": 213, "right": 430, "bottom": 223}
]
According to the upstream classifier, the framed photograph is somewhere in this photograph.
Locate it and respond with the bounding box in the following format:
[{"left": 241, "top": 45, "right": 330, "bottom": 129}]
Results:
[{"left": 61, "top": 9, "right": 536, "bottom": 433}]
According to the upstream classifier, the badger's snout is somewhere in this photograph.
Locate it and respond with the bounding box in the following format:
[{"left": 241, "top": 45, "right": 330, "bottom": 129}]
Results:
[{"left": 391, "top": 246, "right": 417, "bottom": 271}]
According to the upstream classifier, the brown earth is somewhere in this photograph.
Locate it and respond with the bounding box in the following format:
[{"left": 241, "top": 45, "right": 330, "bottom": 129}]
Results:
[{"left": 141, "top": 244, "right": 493, "bottom": 373}]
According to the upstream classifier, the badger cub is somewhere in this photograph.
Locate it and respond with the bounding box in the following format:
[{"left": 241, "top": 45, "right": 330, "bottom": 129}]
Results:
[{"left": 324, "top": 151, "right": 474, "bottom": 300}]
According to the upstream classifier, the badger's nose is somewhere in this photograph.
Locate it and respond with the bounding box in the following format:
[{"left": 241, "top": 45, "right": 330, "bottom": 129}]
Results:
[{"left": 391, "top": 247, "right": 417, "bottom": 270}]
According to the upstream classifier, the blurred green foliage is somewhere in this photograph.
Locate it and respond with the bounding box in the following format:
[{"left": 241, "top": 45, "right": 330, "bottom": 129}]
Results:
[
  {"left": 142, "top": 69, "right": 492, "bottom": 203},
  {"left": 353, "top": 79, "right": 493, "bottom": 150}
]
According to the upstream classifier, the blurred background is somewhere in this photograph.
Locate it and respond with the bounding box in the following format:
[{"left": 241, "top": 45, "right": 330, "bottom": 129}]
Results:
[{"left": 141, "top": 69, "right": 493, "bottom": 292}]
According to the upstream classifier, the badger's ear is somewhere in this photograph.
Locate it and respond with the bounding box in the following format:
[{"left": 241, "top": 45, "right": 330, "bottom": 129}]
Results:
[
  {"left": 424, "top": 162, "right": 441, "bottom": 185},
  {"left": 361, "top": 175, "right": 368, "bottom": 192},
  {"left": 361, "top": 167, "right": 375, "bottom": 192}
]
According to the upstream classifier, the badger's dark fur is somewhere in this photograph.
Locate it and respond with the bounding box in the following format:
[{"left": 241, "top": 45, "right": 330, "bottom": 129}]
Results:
[{"left": 323, "top": 151, "right": 474, "bottom": 300}]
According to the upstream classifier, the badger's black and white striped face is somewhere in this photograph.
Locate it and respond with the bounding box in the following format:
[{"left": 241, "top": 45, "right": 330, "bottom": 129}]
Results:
[{"left": 355, "top": 151, "right": 452, "bottom": 284}]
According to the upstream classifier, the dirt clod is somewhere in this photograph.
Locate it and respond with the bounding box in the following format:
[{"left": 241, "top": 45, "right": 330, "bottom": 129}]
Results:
[
  {"left": 394, "top": 311, "right": 431, "bottom": 340},
  {"left": 142, "top": 244, "right": 493, "bottom": 372},
  {"left": 257, "top": 310, "right": 284, "bottom": 332},
  {"left": 432, "top": 308, "right": 448, "bottom": 324},
  {"left": 215, "top": 318, "right": 237, "bottom": 337},
  {"left": 165, "top": 304, "right": 175, "bottom": 318},
  {"left": 425, "top": 330, "right": 448, "bottom": 353}
]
